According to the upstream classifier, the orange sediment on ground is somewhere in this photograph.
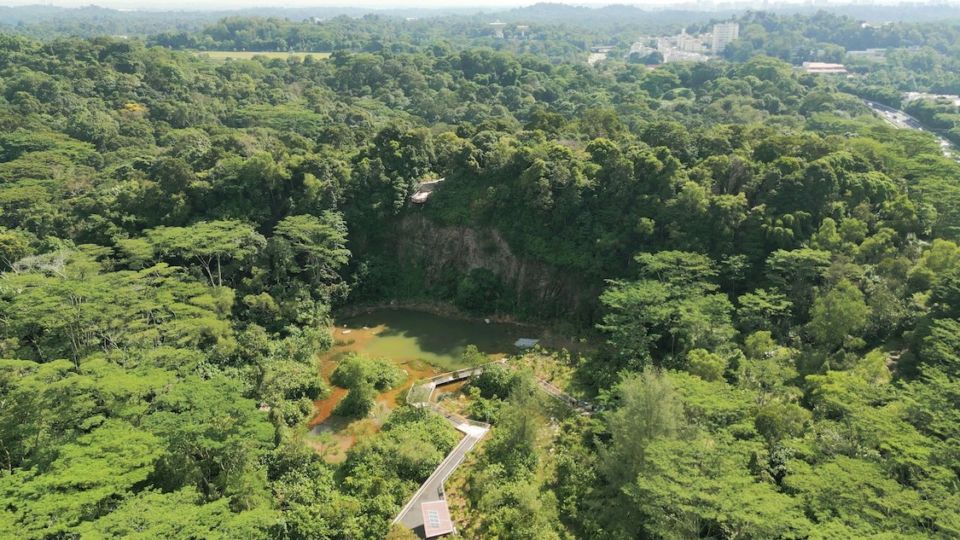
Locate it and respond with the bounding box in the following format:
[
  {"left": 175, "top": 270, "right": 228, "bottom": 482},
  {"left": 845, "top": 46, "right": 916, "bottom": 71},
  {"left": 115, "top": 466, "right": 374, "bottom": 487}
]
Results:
[
  {"left": 309, "top": 325, "right": 442, "bottom": 427},
  {"left": 305, "top": 310, "right": 527, "bottom": 461}
]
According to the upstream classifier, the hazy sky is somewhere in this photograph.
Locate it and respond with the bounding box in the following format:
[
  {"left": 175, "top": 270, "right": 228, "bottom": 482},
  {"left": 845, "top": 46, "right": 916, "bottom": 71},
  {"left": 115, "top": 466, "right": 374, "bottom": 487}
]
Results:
[{"left": 0, "top": 0, "right": 591, "bottom": 8}]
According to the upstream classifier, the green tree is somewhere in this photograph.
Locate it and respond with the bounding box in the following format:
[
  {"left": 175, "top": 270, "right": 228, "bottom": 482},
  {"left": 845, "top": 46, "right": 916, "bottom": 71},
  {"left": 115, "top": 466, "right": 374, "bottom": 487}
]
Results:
[
  {"left": 765, "top": 248, "right": 831, "bottom": 317},
  {"left": 754, "top": 402, "right": 811, "bottom": 442},
  {"left": 686, "top": 348, "right": 727, "bottom": 381},
  {"left": 0, "top": 227, "right": 33, "bottom": 270},
  {"left": 0, "top": 421, "right": 163, "bottom": 538},
  {"left": 629, "top": 437, "right": 811, "bottom": 539},
  {"left": 601, "top": 369, "right": 682, "bottom": 498},
  {"left": 145, "top": 376, "right": 274, "bottom": 504},
  {"left": 736, "top": 288, "right": 793, "bottom": 335},
  {"left": 271, "top": 212, "right": 350, "bottom": 288},
  {"left": 599, "top": 251, "right": 735, "bottom": 368},
  {"left": 808, "top": 279, "right": 871, "bottom": 351},
  {"left": 145, "top": 220, "right": 266, "bottom": 287},
  {"left": 330, "top": 353, "right": 406, "bottom": 392}
]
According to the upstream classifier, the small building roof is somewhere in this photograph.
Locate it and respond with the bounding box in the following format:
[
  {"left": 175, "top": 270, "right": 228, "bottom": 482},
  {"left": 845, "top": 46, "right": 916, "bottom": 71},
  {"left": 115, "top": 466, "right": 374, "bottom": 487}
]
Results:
[
  {"left": 514, "top": 338, "right": 539, "bottom": 349},
  {"left": 802, "top": 62, "right": 847, "bottom": 74},
  {"left": 421, "top": 500, "right": 454, "bottom": 538}
]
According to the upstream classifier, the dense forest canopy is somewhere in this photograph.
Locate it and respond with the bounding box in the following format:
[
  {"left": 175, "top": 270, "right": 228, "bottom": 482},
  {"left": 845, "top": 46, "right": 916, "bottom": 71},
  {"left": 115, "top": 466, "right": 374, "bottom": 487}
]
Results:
[{"left": 0, "top": 4, "right": 959, "bottom": 539}]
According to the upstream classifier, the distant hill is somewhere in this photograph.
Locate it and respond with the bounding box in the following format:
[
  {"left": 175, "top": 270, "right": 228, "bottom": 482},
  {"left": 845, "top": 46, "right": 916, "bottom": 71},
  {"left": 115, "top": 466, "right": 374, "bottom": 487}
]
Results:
[{"left": 1, "top": 3, "right": 958, "bottom": 40}]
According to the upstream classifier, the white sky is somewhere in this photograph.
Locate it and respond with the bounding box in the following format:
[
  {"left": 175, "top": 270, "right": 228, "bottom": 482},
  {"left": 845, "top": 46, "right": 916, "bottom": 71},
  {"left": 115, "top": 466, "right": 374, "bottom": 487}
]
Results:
[
  {"left": 4, "top": 0, "right": 938, "bottom": 11},
  {"left": 0, "top": 0, "right": 617, "bottom": 9}
]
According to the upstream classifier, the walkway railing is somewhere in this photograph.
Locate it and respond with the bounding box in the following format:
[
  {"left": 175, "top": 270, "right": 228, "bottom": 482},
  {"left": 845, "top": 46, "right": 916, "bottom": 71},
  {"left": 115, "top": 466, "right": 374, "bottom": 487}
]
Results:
[
  {"left": 404, "top": 359, "right": 507, "bottom": 410},
  {"left": 392, "top": 361, "right": 502, "bottom": 531},
  {"left": 393, "top": 357, "right": 595, "bottom": 534},
  {"left": 390, "top": 427, "right": 481, "bottom": 528}
]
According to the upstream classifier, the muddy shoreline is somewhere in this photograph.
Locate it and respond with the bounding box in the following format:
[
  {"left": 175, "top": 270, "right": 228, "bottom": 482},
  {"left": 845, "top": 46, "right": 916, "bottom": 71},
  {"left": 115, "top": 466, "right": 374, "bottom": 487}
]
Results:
[
  {"left": 333, "top": 299, "right": 541, "bottom": 329},
  {"left": 333, "top": 300, "right": 598, "bottom": 355}
]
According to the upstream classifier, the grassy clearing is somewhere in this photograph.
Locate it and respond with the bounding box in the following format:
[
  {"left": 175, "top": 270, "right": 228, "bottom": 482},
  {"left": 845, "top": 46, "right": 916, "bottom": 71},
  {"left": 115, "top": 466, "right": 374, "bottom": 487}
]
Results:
[
  {"left": 193, "top": 50, "right": 331, "bottom": 61},
  {"left": 306, "top": 402, "right": 391, "bottom": 464},
  {"left": 513, "top": 350, "right": 581, "bottom": 396},
  {"left": 406, "top": 382, "right": 434, "bottom": 404}
]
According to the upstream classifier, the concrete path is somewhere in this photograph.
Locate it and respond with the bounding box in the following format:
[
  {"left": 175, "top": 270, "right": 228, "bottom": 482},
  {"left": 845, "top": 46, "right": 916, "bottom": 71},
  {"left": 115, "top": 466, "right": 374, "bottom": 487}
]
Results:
[
  {"left": 393, "top": 363, "right": 499, "bottom": 537},
  {"left": 391, "top": 359, "right": 595, "bottom": 537},
  {"left": 394, "top": 422, "right": 488, "bottom": 536}
]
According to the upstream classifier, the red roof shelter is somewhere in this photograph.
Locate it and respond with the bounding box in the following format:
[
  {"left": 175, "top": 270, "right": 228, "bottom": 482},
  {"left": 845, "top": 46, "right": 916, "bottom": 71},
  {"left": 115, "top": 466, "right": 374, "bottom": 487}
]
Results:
[{"left": 421, "top": 500, "right": 454, "bottom": 538}]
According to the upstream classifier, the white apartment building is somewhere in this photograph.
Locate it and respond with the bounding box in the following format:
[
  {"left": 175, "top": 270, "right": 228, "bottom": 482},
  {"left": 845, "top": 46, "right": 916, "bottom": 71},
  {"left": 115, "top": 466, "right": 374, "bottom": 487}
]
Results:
[{"left": 711, "top": 23, "right": 740, "bottom": 54}]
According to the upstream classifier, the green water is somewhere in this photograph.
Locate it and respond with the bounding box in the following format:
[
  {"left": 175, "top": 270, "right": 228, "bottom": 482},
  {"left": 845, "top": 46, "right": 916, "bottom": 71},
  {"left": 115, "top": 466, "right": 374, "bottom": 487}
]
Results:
[{"left": 340, "top": 308, "right": 532, "bottom": 371}]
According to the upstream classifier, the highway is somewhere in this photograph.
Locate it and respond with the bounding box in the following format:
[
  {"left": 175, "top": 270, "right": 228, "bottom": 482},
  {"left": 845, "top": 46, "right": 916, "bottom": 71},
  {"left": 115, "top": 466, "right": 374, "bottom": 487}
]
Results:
[{"left": 864, "top": 99, "right": 957, "bottom": 159}]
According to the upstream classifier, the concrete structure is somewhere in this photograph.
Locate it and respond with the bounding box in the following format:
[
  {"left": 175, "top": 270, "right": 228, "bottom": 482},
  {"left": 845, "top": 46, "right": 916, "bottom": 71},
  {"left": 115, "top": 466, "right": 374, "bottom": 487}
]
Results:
[
  {"left": 628, "top": 42, "right": 657, "bottom": 58},
  {"left": 847, "top": 48, "right": 886, "bottom": 61},
  {"left": 663, "top": 49, "right": 709, "bottom": 63},
  {"left": 588, "top": 45, "right": 615, "bottom": 65},
  {"left": 421, "top": 501, "right": 455, "bottom": 538},
  {"left": 410, "top": 178, "right": 444, "bottom": 204},
  {"left": 903, "top": 92, "right": 960, "bottom": 107},
  {"left": 711, "top": 22, "right": 740, "bottom": 54},
  {"left": 629, "top": 26, "right": 726, "bottom": 64},
  {"left": 489, "top": 21, "right": 506, "bottom": 39},
  {"left": 395, "top": 423, "right": 487, "bottom": 538},
  {"left": 631, "top": 35, "right": 708, "bottom": 64},
  {"left": 514, "top": 338, "right": 540, "bottom": 349},
  {"left": 677, "top": 30, "right": 706, "bottom": 53},
  {"left": 802, "top": 62, "right": 848, "bottom": 74}
]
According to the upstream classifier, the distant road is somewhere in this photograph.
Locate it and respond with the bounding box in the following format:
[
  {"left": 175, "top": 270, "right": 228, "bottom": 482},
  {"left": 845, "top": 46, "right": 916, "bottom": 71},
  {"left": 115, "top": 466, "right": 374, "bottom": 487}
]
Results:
[
  {"left": 863, "top": 99, "right": 957, "bottom": 159},
  {"left": 864, "top": 99, "right": 925, "bottom": 130}
]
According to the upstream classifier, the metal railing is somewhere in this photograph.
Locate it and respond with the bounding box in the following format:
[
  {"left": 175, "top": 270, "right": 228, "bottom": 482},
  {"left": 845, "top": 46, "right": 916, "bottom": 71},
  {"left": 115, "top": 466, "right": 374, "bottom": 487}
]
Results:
[{"left": 405, "top": 359, "right": 507, "bottom": 409}]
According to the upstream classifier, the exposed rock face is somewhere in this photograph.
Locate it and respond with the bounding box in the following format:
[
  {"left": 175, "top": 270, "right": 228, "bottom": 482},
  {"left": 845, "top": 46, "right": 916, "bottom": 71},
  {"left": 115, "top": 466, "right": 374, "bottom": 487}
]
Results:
[{"left": 395, "top": 213, "right": 595, "bottom": 318}]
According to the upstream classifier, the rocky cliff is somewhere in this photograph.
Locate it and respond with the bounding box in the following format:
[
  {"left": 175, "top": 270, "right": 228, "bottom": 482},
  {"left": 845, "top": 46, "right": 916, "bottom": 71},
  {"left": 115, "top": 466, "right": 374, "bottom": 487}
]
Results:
[{"left": 395, "top": 213, "right": 595, "bottom": 318}]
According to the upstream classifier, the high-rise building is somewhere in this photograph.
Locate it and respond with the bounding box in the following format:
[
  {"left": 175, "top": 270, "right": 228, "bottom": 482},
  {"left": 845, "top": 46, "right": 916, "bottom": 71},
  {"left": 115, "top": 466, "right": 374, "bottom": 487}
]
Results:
[{"left": 711, "top": 22, "right": 740, "bottom": 54}]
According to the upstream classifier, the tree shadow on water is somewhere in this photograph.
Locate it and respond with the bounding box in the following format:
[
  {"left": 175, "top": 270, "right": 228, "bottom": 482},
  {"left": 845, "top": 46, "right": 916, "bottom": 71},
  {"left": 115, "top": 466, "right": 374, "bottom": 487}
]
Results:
[{"left": 348, "top": 308, "right": 524, "bottom": 359}]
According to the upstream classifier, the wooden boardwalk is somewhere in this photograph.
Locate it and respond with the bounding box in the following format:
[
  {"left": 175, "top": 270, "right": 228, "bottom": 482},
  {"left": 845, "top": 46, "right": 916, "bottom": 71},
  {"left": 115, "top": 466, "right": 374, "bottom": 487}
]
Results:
[{"left": 532, "top": 377, "right": 594, "bottom": 415}]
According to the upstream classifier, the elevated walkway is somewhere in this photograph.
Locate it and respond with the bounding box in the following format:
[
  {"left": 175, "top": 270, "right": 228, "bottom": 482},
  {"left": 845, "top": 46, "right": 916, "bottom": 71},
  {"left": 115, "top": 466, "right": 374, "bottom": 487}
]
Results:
[
  {"left": 392, "top": 362, "right": 502, "bottom": 537},
  {"left": 392, "top": 358, "right": 595, "bottom": 537}
]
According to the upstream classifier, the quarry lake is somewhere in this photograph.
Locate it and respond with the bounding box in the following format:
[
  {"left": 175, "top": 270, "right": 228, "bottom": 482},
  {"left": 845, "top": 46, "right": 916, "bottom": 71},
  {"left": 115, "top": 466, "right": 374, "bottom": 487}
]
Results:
[
  {"left": 307, "top": 308, "right": 537, "bottom": 460},
  {"left": 334, "top": 307, "right": 529, "bottom": 371}
]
